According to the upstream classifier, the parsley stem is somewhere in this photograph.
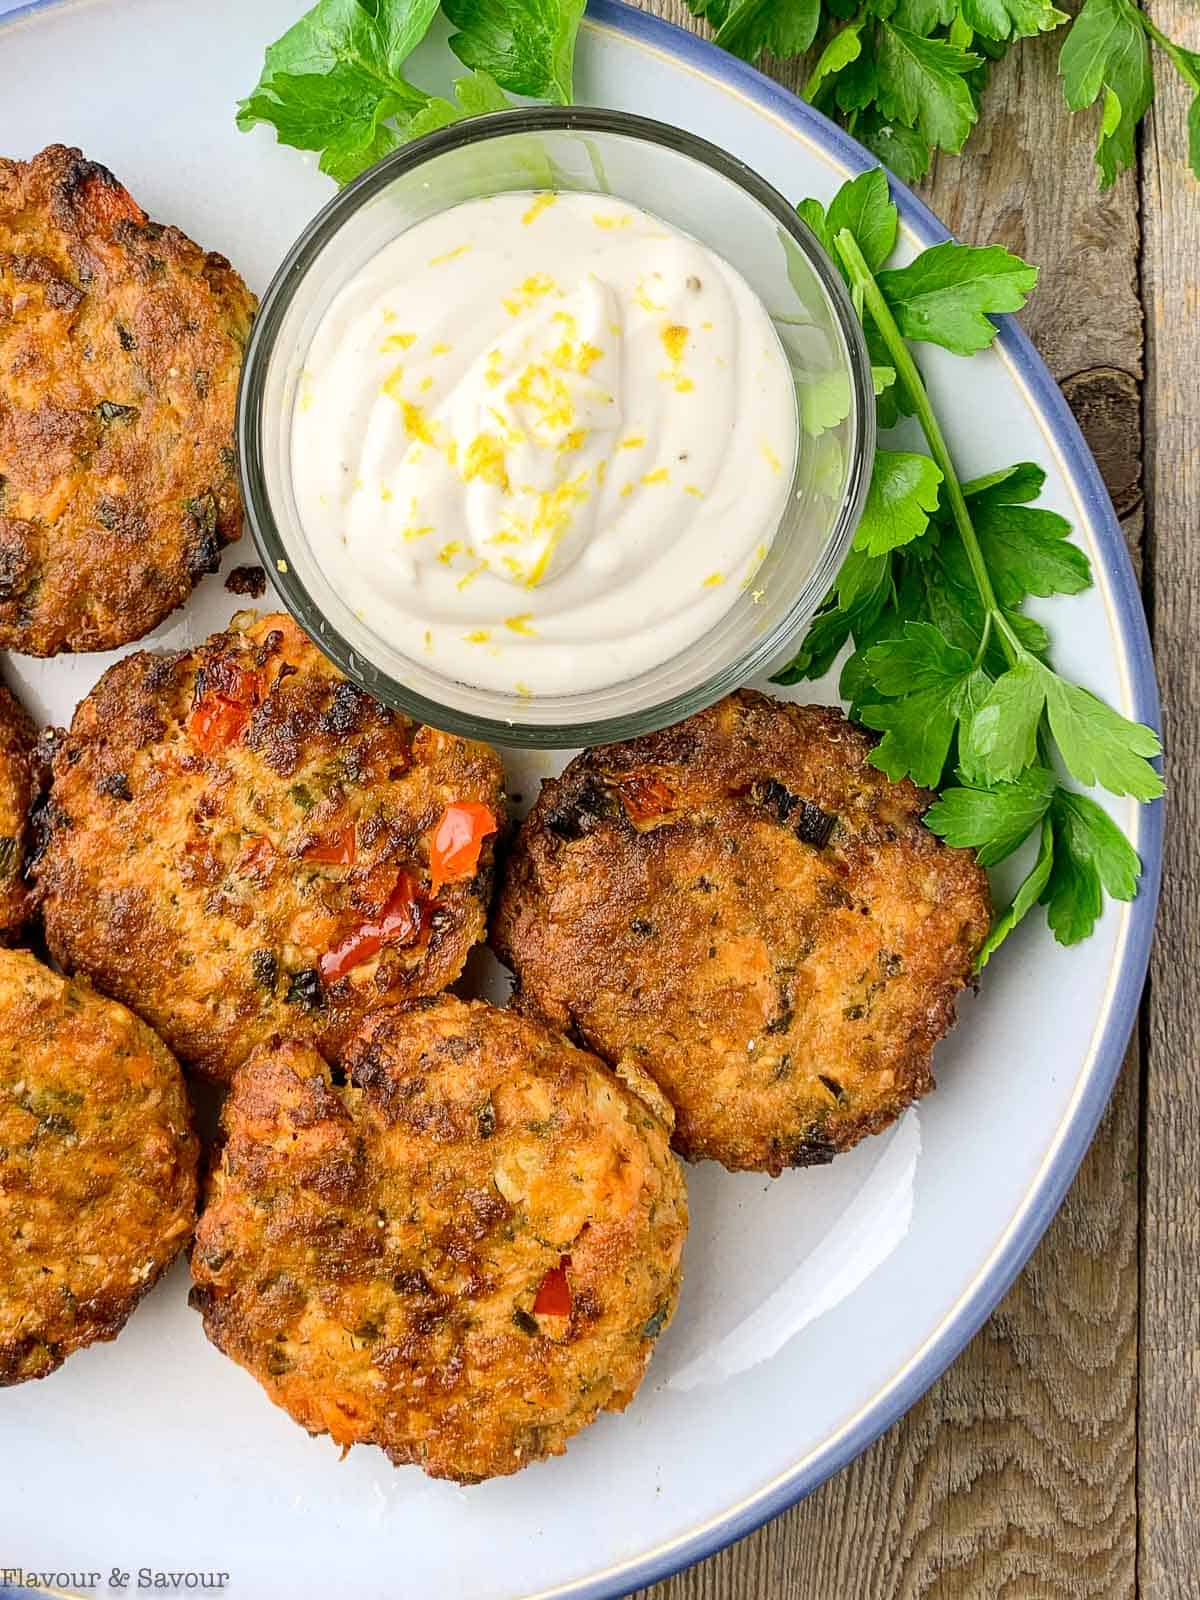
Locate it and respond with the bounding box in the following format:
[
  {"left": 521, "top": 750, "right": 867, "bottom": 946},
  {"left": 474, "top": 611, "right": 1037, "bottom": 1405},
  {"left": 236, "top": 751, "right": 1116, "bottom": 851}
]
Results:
[
  {"left": 1138, "top": 12, "right": 1200, "bottom": 90},
  {"left": 833, "top": 228, "right": 1020, "bottom": 670}
]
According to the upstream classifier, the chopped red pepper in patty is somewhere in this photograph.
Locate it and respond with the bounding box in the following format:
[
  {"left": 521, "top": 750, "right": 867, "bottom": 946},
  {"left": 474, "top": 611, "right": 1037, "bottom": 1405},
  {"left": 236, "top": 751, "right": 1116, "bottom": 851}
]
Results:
[
  {"left": 608, "top": 768, "right": 676, "bottom": 824},
  {"left": 188, "top": 663, "right": 263, "bottom": 755},
  {"left": 304, "top": 825, "right": 357, "bottom": 865},
  {"left": 237, "top": 835, "right": 276, "bottom": 880},
  {"left": 318, "top": 871, "right": 428, "bottom": 982},
  {"left": 189, "top": 694, "right": 251, "bottom": 753},
  {"left": 532, "top": 1257, "right": 572, "bottom": 1319},
  {"left": 429, "top": 802, "right": 498, "bottom": 894}
]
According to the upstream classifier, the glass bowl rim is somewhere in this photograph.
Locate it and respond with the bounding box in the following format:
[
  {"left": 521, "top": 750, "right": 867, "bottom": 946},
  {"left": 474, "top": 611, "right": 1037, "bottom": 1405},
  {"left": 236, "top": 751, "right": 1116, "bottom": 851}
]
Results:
[{"left": 237, "top": 104, "right": 874, "bottom": 748}]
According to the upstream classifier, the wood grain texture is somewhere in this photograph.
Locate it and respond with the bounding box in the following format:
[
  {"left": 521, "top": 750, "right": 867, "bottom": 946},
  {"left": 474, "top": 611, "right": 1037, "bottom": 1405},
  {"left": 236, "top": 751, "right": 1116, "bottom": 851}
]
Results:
[
  {"left": 1139, "top": 1, "right": 1200, "bottom": 1593},
  {"left": 627, "top": 7, "right": 1146, "bottom": 1597}
]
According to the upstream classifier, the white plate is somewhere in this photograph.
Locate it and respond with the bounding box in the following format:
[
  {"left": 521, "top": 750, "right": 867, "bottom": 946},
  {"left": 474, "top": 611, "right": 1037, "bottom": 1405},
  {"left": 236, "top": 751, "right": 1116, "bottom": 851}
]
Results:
[{"left": 0, "top": 3, "right": 1162, "bottom": 1598}]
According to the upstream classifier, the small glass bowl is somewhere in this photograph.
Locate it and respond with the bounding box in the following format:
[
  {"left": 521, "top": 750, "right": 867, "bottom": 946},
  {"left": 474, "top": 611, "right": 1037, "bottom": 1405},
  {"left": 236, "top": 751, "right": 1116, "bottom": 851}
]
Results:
[{"left": 239, "top": 107, "right": 873, "bottom": 748}]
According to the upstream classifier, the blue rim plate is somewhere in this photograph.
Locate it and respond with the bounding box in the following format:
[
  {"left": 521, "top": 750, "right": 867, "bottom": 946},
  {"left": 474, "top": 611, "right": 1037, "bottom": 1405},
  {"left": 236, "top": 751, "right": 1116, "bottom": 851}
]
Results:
[
  {"left": 565, "top": 8, "right": 1163, "bottom": 1596},
  {"left": 0, "top": 2, "right": 1162, "bottom": 1597}
]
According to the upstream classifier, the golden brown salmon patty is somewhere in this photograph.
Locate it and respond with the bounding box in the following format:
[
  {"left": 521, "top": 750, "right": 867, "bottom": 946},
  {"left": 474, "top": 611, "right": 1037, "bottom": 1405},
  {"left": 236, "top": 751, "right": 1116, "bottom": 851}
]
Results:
[
  {"left": 0, "top": 682, "right": 41, "bottom": 941},
  {"left": 35, "top": 613, "right": 506, "bottom": 1084},
  {"left": 191, "top": 997, "right": 687, "bottom": 1483},
  {"left": 0, "top": 144, "right": 256, "bottom": 655},
  {"left": 0, "top": 947, "right": 197, "bottom": 1384},
  {"left": 493, "top": 690, "right": 991, "bottom": 1175}
]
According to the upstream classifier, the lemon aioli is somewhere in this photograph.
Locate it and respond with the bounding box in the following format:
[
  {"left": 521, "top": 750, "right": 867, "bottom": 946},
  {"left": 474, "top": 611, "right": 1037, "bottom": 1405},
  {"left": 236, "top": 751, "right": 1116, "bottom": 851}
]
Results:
[{"left": 290, "top": 191, "right": 798, "bottom": 696}]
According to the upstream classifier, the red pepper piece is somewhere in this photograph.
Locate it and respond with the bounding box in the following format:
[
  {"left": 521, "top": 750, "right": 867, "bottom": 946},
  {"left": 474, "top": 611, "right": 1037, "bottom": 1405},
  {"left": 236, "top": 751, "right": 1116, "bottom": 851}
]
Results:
[
  {"left": 187, "top": 662, "right": 262, "bottom": 755},
  {"left": 189, "top": 695, "right": 251, "bottom": 754},
  {"left": 237, "top": 835, "right": 276, "bottom": 880},
  {"left": 303, "top": 825, "right": 357, "bottom": 865},
  {"left": 610, "top": 768, "right": 676, "bottom": 824},
  {"left": 429, "top": 802, "right": 498, "bottom": 894},
  {"left": 532, "top": 1256, "right": 573, "bottom": 1319},
  {"left": 318, "top": 871, "right": 428, "bottom": 982}
]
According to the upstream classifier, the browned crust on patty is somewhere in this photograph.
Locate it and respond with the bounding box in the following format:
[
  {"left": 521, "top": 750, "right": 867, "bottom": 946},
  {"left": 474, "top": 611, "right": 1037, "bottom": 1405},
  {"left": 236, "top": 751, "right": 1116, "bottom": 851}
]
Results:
[
  {"left": 0, "top": 144, "right": 256, "bottom": 654},
  {"left": 492, "top": 690, "right": 991, "bottom": 1174},
  {"left": 0, "top": 947, "right": 197, "bottom": 1384},
  {"left": 34, "top": 612, "right": 506, "bottom": 1083},
  {"left": 191, "top": 997, "right": 687, "bottom": 1483},
  {"left": 0, "top": 680, "right": 42, "bottom": 942}
]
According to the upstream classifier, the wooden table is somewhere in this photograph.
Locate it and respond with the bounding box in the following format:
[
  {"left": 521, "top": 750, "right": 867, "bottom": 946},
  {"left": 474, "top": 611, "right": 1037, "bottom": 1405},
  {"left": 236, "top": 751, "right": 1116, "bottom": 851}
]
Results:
[{"left": 634, "top": 4, "right": 1198, "bottom": 1595}]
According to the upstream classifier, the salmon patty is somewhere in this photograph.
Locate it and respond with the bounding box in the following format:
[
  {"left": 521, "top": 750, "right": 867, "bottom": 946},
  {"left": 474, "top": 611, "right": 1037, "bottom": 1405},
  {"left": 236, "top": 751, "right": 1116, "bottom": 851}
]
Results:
[
  {"left": 0, "top": 947, "right": 197, "bottom": 1384},
  {"left": 35, "top": 613, "right": 506, "bottom": 1083},
  {"left": 0, "top": 144, "right": 255, "bottom": 654},
  {"left": 0, "top": 681, "right": 41, "bottom": 941},
  {"left": 191, "top": 997, "right": 687, "bottom": 1483},
  {"left": 493, "top": 690, "right": 991, "bottom": 1174}
]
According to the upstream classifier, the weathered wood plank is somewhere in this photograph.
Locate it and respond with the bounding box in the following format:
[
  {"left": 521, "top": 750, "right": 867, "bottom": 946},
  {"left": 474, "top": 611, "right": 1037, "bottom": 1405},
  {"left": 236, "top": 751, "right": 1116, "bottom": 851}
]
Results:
[
  {"left": 628, "top": 7, "right": 1145, "bottom": 1597},
  {"left": 1138, "top": 1, "right": 1200, "bottom": 1591}
]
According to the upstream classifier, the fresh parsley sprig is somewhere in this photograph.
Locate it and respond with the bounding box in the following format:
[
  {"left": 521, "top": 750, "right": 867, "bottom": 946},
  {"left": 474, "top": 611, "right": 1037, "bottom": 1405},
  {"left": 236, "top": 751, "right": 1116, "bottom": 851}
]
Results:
[
  {"left": 775, "top": 170, "right": 1162, "bottom": 963},
  {"left": 237, "top": 0, "right": 586, "bottom": 184},
  {"left": 239, "top": 0, "right": 1198, "bottom": 191},
  {"left": 686, "top": 0, "right": 1200, "bottom": 190}
]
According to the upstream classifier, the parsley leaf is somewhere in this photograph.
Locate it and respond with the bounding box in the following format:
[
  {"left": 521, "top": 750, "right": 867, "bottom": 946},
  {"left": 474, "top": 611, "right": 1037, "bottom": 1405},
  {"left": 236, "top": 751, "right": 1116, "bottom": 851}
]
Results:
[
  {"left": 237, "top": 0, "right": 437, "bottom": 173},
  {"left": 975, "top": 815, "right": 1054, "bottom": 968},
  {"left": 873, "top": 26, "right": 981, "bottom": 156},
  {"left": 798, "top": 370, "right": 854, "bottom": 435},
  {"left": 240, "top": 0, "right": 438, "bottom": 89},
  {"left": 961, "top": 0, "right": 1068, "bottom": 43},
  {"left": 794, "top": 168, "right": 897, "bottom": 276},
  {"left": 712, "top": 0, "right": 823, "bottom": 60},
  {"left": 859, "top": 622, "right": 990, "bottom": 787},
  {"left": 403, "top": 70, "right": 511, "bottom": 136},
  {"left": 962, "top": 461, "right": 1047, "bottom": 503},
  {"left": 1059, "top": 0, "right": 1154, "bottom": 186},
  {"left": 877, "top": 242, "right": 1039, "bottom": 355},
  {"left": 771, "top": 548, "right": 892, "bottom": 685},
  {"left": 970, "top": 499, "right": 1092, "bottom": 605},
  {"left": 318, "top": 94, "right": 408, "bottom": 183},
  {"left": 958, "top": 657, "right": 1045, "bottom": 782},
  {"left": 924, "top": 767, "right": 1056, "bottom": 864},
  {"left": 239, "top": 0, "right": 582, "bottom": 181},
  {"left": 796, "top": 198, "right": 833, "bottom": 256},
  {"left": 826, "top": 168, "right": 898, "bottom": 274},
  {"left": 1037, "top": 666, "right": 1164, "bottom": 801},
  {"left": 854, "top": 450, "right": 944, "bottom": 556},
  {"left": 685, "top": 0, "right": 1195, "bottom": 189},
  {"left": 443, "top": 0, "right": 585, "bottom": 103},
  {"left": 805, "top": 19, "right": 866, "bottom": 98},
  {"left": 859, "top": 111, "right": 933, "bottom": 185},
  {"left": 1039, "top": 788, "right": 1141, "bottom": 944}
]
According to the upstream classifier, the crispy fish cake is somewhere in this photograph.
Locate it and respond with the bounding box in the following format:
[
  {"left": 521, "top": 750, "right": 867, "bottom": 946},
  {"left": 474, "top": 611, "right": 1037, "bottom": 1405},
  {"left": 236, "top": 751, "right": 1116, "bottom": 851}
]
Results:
[
  {"left": 0, "top": 948, "right": 197, "bottom": 1384},
  {"left": 0, "top": 144, "right": 256, "bottom": 654},
  {"left": 35, "top": 613, "right": 506, "bottom": 1083},
  {"left": 493, "top": 691, "right": 991, "bottom": 1174},
  {"left": 0, "top": 682, "right": 41, "bottom": 941},
  {"left": 191, "top": 997, "right": 687, "bottom": 1483}
]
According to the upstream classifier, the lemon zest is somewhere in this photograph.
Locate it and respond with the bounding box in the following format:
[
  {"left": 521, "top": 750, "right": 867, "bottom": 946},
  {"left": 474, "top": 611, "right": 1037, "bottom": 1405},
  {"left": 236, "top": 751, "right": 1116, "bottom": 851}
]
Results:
[
  {"left": 462, "top": 432, "right": 510, "bottom": 490},
  {"left": 522, "top": 192, "right": 557, "bottom": 225},
  {"left": 429, "top": 243, "right": 471, "bottom": 267}
]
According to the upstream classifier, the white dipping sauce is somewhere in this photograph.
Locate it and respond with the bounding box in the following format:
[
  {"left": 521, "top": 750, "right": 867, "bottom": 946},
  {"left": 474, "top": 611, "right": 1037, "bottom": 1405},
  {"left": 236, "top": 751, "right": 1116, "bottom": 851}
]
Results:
[{"left": 291, "top": 191, "right": 798, "bottom": 697}]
